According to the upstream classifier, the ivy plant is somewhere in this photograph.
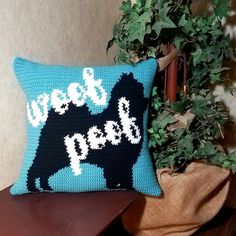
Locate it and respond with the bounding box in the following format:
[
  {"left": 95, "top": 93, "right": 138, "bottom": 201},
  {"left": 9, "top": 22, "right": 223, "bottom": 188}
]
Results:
[{"left": 108, "top": 0, "right": 236, "bottom": 173}]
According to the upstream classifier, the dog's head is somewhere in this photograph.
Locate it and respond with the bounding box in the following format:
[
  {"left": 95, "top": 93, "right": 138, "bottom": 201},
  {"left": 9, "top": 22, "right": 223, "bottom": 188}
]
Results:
[{"left": 110, "top": 73, "right": 148, "bottom": 118}]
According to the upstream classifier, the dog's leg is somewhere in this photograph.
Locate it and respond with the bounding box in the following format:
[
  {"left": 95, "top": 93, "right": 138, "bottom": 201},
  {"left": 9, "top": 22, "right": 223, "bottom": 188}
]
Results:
[
  {"left": 40, "top": 177, "right": 53, "bottom": 191},
  {"left": 26, "top": 175, "right": 38, "bottom": 192},
  {"left": 103, "top": 166, "right": 134, "bottom": 190}
]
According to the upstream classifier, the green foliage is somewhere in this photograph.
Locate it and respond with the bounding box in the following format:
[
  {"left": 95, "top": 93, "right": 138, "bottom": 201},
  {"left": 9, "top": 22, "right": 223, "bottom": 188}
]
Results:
[
  {"left": 149, "top": 88, "right": 236, "bottom": 173},
  {"left": 212, "top": 0, "right": 230, "bottom": 18},
  {"left": 108, "top": 0, "right": 236, "bottom": 173},
  {"left": 108, "top": 0, "right": 234, "bottom": 89}
]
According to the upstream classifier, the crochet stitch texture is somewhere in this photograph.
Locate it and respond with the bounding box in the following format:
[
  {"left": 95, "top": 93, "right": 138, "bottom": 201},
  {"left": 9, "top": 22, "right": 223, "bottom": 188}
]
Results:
[{"left": 11, "top": 57, "right": 161, "bottom": 196}]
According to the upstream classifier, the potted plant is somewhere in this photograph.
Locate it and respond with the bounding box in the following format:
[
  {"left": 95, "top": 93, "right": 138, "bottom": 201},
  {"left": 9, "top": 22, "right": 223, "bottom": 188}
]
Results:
[
  {"left": 107, "top": 0, "right": 236, "bottom": 174},
  {"left": 107, "top": 0, "right": 236, "bottom": 235}
]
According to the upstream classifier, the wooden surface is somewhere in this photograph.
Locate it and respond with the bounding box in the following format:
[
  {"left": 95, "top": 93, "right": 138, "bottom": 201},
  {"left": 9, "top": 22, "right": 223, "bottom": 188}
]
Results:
[
  {"left": 105, "top": 207, "right": 236, "bottom": 236},
  {"left": 194, "top": 207, "right": 236, "bottom": 236},
  {"left": 0, "top": 187, "right": 140, "bottom": 236}
]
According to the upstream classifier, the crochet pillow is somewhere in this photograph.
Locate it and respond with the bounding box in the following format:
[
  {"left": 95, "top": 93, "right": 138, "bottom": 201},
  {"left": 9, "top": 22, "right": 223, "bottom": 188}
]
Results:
[{"left": 10, "top": 57, "right": 161, "bottom": 196}]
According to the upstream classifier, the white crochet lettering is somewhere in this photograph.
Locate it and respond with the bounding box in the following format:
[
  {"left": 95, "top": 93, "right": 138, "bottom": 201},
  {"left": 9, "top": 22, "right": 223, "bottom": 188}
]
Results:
[
  {"left": 87, "top": 126, "right": 106, "bottom": 149},
  {"left": 68, "top": 82, "right": 86, "bottom": 107},
  {"left": 64, "top": 97, "right": 143, "bottom": 174},
  {"left": 27, "top": 67, "right": 107, "bottom": 127},
  {"left": 118, "top": 97, "right": 141, "bottom": 144},
  {"left": 83, "top": 67, "right": 107, "bottom": 106},
  {"left": 51, "top": 89, "right": 69, "bottom": 115},
  {"left": 27, "top": 93, "right": 49, "bottom": 128},
  {"left": 64, "top": 134, "right": 89, "bottom": 176},
  {"left": 104, "top": 121, "right": 122, "bottom": 145}
]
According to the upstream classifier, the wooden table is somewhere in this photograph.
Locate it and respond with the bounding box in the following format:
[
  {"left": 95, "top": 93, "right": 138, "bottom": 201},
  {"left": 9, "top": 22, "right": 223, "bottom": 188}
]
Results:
[{"left": 0, "top": 187, "right": 140, "bottom": 236}]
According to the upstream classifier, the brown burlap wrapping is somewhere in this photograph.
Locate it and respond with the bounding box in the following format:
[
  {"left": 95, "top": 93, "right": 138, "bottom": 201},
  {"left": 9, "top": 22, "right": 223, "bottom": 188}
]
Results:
[{"left": 122, "top": 162, "right": 230, "bottom": 236}]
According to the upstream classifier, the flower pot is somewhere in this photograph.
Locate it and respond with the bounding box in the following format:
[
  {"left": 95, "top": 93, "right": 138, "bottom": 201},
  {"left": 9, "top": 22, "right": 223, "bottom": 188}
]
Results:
[{"left": 122, "top": 162, "right": 230, "bottom": 236}]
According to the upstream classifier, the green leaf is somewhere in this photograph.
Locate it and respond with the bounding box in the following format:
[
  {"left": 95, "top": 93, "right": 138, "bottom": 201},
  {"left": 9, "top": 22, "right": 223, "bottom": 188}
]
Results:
[
  {"left": 222, "top": 160, "right": 231, "bottom": 168},
  {"left": 180, "top": 15, "right": 195, "bottom": 34},
  {"left": 153, "top": 99, "right": 162, "bottom": 111},
  {"left": 183, "top": 5, "right": 190, "bottom": 14},
  {"left": 168, "top": 155, "right": 177, "bottom": 169},
  {"left": 228, "top": 152, "right": 236, "bottom": 161},
  {"left": 173, "top": 99, "right": 191, "bottom": 113},
  {"left": 179, "top": 14, "right": 188, "bottom": 27},
  {"left": 128, "top": 22, "right": 146, "bottom": 43},
  {"left": 138, "top": 11, "right": 152, "bottom": 24},
  {"left": 191, "top": 49, "right": 203, "bottom": 66},
  {"left": 211, "top": 67, "right": 231, "bottom": 74},
  {"left": 179, "top": 135, "right": 194, "bottom": 153},
  {"left": 147, "top": 47, "right": 157, "bottom": 58},
  {"left": 213, "top": 0, "right": 229, "bottom": 18},
  {"left": 159, "top": 114, "right": 176, "bottom": 128},
  {"left": 135, "top": 0, "right": 147, "bottom": 9},
  {"left": 119, "top": 0, "right": 132, "bottom": 13},
  {"left": 148, "top": 128, "right": 154, "bottom": 134},
  {"left": 199, "top": 89, "right": 210, "bottom": 96},
  {"left": 152, "top": 87, "right": 158, "bottom": 96},
  {"left": 209, "top": 73, "right": 221, "bottom": 84},
  {"left": 201, "top": 141, "right": 218, "bottom": 156},
  {"left": 117, "top": 39, "right": 127, "bottom": 50},
  {"left": 174, "top": 128, "right": 185, "bottom": 139},
  {"left": 229, "top": 161, "right": 236, "bottom": 171},
  {"left": 146, "top": 25, "right": 152, "bottom": 34},
  {"left": 152, "top": 2, "right": 176, "bottom": 36},
  {"left": 115, "top": 51, "right": 130, "bottom": 64},
  {"left": 211, "top": 28, "right": 223, "bottom": 38},
  {"left": 191, "top": 99, "right": 210, "bottom": 117},
  {"left": 173, "top": 36, "right": 185, "bottom": 49},
  {"left": 106, "top": 38, "right": 115, "bottom": 54},
  {"left": 129, "top": 11, "right": 140, "bottom": 23},
  {"left": 144, "top": 0, "right": 152, "bottom": 9},
  {"left": 206, "top": 51, "right": 216, "bottom": 62},
  {"left": 155, "top": 0, "right": 165, "bottom": 9},
  {"left": 112, "top": 22, "right": 123, "bottom": 38}
]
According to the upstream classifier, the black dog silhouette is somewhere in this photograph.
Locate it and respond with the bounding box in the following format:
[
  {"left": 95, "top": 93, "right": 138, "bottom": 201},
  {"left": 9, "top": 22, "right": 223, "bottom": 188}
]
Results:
[{"left": 26, "top": 73, "right": 148, "bottom": 192}]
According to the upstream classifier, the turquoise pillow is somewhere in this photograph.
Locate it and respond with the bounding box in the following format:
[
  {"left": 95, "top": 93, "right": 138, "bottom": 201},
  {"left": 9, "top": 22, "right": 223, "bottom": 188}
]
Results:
[{"left": 10, "top": 57, "right": 161, "bottom": 196}]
